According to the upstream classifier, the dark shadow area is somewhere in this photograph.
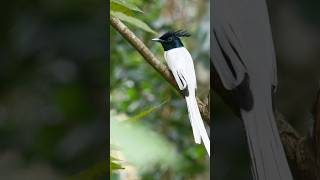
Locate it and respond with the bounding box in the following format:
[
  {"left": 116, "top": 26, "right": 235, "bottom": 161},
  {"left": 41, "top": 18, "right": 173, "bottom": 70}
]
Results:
[
  {"left": 0, "top": 0, "right": 106, "bottom": 179},
  {"left": 212, "top": 0, "right": 319, "bottom": 179}
]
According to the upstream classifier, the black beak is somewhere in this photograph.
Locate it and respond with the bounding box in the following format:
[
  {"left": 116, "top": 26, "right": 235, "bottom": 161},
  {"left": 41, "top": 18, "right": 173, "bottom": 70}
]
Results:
[{"left": 152, "top": 38, "right": 165, "bottom": 42}]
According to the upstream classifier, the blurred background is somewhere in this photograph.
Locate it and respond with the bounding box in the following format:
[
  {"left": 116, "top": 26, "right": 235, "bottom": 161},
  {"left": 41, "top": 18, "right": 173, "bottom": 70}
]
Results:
[
  {"left": 110, "top": 0, "right": 210, "bottom": 179},
  {"left": 212, "top": 0, "right": 320, "bottom": 179},
  {"left": 0, "top": 0, "right": 106, "bottom": 179},
  {"left": 0, "top": 0, "right": 318, "bottom": 179}
]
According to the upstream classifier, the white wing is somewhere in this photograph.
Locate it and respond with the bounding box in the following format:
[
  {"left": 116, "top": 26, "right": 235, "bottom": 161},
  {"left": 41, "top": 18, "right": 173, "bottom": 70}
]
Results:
[
  {"left": 165, "top": 47, "right": 197, "bottom": 92},
  {"left": 182, "top": 48, "right": 197, "bottom": 90},
  {"left": 164, "top": 52, "right": 187, "bottom": 90},
  {"left": 164, "top": 47, "right": 210, "bottom": 156}
]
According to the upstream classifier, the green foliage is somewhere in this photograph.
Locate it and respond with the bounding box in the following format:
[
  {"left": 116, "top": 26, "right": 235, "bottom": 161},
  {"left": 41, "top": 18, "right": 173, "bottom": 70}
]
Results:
[
  {"left": 111, "top": 0, "right": 143, "bottom": 14},
  {"left": 127, "top": 98, "right": 170, "bottom": 122},
  {"left": 109, "top": 99, "right": 174, "bottom": 178},
  {"left": 110, "top": 156, "right": 124, "bottom": 176},
  {"left": 110, "top": 0, "right": 210, "bottom": 179},
  {"left": 110, "top": 113, "right": 181, "bottom": 173},
  {"left": 110, "top": 0, "right": 156, "bottom": 34}
]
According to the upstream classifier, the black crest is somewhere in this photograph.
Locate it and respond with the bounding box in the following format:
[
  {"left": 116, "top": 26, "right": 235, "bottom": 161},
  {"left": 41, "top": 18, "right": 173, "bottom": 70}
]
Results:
[
  {"left": 154, "top": 30, "right": 191, "bottom": 51},
  {"left": 174, "top": 30, "right": 191, "bottom": 37},
  {"left": 159, "top": 30, "right": 191, "bottom": 40}
]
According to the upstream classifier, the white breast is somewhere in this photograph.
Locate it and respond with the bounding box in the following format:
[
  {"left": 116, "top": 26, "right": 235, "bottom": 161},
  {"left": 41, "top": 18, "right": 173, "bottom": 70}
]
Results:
[{"left": 164, "top": 47, "right": 197, "bottom": 89}]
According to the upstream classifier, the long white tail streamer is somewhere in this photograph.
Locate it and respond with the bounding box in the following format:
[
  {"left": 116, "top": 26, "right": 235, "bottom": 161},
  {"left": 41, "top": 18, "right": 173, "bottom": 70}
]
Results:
[{"left": 186, "top": 95, "right": 210, "bottom": 156}]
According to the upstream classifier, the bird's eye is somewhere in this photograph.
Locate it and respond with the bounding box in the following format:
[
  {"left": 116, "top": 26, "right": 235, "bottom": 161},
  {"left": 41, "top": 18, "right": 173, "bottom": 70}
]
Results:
[{"left": 167, "top": 37, "right": 173, "bottom": 41}]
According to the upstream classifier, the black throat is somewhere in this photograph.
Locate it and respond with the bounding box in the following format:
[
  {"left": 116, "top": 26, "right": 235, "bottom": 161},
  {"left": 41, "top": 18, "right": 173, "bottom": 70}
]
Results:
[{"left": 161, "top": 38, "right": 184, "bottom": 51}]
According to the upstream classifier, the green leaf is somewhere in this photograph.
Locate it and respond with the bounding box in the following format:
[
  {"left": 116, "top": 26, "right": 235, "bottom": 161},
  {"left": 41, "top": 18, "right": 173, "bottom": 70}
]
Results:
[
  {"left": 111, "top": 11, "right": 156, "bottom": 34},
  {"left": 110, "top": 156, "right": 119, "bottom": 161},
  {"left": 128, "top": 98, "right": 170, "bottom": 122},
  {"left": 110, "top": 0, "right": 143, "bottom": 14},
  {"left": 110, "top": 161, "right": 123, "bottom": 170},
  {"left": 110, "top": 2, "right": 134, "bottom": 16}
]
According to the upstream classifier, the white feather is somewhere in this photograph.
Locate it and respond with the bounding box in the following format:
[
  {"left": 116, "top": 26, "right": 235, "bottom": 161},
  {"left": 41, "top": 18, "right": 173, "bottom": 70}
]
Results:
[
  {"left": 186, "top": 96, "right": 201, "bottom": 144},
  {"left": 164, "top": 47, "right": 210, "bottom": 156}
]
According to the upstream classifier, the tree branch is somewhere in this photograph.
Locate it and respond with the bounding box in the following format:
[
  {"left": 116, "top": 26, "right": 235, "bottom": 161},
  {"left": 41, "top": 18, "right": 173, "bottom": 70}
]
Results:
[
  {"left": 110, "top": 16, "right": 319, "bottom": 180},
  {"left": 211, "top": 67, "right": 319, "bottom": 180},
  {"left": 276, "top": 112, "right": 318, "bottom": 180},
  {"left": 110, "top": 17, "right": 209, "bottom": 124}
]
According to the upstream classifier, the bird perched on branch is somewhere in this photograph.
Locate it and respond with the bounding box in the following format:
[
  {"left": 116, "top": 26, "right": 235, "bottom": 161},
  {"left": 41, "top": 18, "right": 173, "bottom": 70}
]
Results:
[
  {"left": 211, "top": 0, "right": 294, "bottom": 179},
  {"left": 152, "top": 30, "right": 210, "bottom": 156}
]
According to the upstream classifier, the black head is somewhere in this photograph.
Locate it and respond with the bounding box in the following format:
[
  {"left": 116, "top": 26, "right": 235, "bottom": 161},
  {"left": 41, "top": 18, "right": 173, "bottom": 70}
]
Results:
[{"left": 152, "top": 30, "right": 191, "bottom": 51}]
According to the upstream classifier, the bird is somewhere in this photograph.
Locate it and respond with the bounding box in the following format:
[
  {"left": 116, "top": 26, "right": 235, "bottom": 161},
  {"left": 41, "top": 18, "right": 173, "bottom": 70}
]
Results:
[
  {"left": 152, "top": 30, "right": 210, "bottom": 156},
  {"left": 211, "top": 0, "right": 294, "bottom": 179}
]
